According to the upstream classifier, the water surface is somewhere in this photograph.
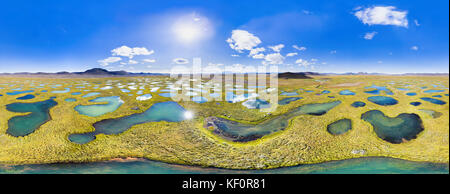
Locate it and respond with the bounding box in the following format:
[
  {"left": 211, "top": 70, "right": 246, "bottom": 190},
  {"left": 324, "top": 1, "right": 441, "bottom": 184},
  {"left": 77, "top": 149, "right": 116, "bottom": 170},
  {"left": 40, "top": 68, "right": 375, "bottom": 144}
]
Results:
[
  {"left": 368, "top": 96, "right": 398, "bottom": 106},
  {"left": 327, "top": 119, "right": 352, "bottom": 135},
  {"left": 75, "top": 96, "right": 124, "bottom": 117}
]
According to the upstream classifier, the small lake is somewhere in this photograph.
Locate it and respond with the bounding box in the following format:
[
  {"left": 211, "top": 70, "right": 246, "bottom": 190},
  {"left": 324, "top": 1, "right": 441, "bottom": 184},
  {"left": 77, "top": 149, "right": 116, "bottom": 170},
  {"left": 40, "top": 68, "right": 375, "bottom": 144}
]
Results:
[
  {"left": 367, "top": 96, "right": 398, "bottom": 106},
  {"left": 6, "top": 99, "right": 58, "bottom": 137},
  {"left": 75, "top": 96, "right": 124, "bottom": 117},
  {"left": 6, "top": 90, "right": 34, "bottom": 95},
  {"left": 278, "top": 97, "right": 302, "bottom": 105},
  {"left": 280, "top": 91, "right": 298, "bottom": 96},
  {"left": 406, "top": 92, "right": 417, "bottom": 96},
  {"left": 16, "top": 94, "right": 35, "bottom": 100},
  {"left": 69, "top": 101, "right": 188, "bottom": 144},
  {"left": 339, "top": 90, "right": 355, "bottom": 95},
  {"left": 351, "top": 101, "right": 366, "bottom": 108},
  {"left": 0, "top": 157, "right": 447, "bottom": 174},
  {"left": 65, "top": 98, "right": 77, "bottom": 102},
  {"left": 364, "top": 85, "right": 393, "bottom": 95},
  {"left": 420, "top": 97, "right": 446, "bottom": 105},
  {"left": 242, "top": 99, "right": 270, "bottom": 109},
  {"left": 361, "top": 110, "right": 424, "bottom": 144},
  {"left": 327, "top": 119, "right": 352, "bottom": 135},
  {"left": 205, "top": 101, "right": 341, "bottom": 142},
  {"left": 423, "top": 89, "right": 445, "bottom": 93},
  {"left": 410, "top": 102, "right": 421, "bottom": 106},
  {"left": 82, "top": 92, "right": 101, "bottom": 98}
]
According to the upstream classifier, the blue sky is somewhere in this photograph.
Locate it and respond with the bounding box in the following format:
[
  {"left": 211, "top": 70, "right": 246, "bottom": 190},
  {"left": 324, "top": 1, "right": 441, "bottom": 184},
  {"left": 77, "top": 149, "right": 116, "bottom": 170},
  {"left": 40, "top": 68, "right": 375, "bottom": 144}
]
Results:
[{"left": 0, "top": 0, "right": 448, "bottom": 73}]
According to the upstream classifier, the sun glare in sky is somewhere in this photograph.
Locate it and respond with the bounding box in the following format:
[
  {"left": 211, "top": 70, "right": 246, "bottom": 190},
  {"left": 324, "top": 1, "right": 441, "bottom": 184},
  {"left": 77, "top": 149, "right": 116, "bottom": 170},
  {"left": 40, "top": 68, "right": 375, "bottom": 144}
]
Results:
[{"left": 171, "top": 13, "right": 213, "bottom": 44}]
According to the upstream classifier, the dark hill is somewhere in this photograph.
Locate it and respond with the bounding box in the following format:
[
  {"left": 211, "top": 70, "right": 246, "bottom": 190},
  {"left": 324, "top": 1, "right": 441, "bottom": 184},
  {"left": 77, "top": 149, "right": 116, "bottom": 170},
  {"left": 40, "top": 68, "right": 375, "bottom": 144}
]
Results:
[
  {"left": 278, "top": 72, "right": 314, "bottom": 79},
  {"left": 76, "top": 68, "right": 128, "bottom": 75}
]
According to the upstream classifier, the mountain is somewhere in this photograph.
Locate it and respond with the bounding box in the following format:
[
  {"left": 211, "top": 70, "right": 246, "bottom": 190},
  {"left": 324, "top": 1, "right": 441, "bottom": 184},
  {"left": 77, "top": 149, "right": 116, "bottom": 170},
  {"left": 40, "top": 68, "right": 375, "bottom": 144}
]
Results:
[
  {"left": 76, "top": 68, "right": 128, "bottom": 75},
  {"left": 278, "top": 72, "right": 314, "bottom": 79}
]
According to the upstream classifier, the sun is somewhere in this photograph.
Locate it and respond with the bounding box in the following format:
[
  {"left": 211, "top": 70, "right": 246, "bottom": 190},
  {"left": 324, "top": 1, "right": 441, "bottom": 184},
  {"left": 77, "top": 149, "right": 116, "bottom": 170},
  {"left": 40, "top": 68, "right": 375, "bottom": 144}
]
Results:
[{"left": 171, "top": 13, "right": 213, "bottom": 44}]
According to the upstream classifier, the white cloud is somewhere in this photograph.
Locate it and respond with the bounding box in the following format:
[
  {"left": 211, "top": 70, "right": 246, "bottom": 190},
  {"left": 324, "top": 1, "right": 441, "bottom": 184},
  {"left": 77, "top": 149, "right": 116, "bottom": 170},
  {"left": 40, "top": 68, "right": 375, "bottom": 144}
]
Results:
[
  {"left": 128, "top": 60, "right": 138, "bottom": 65},
  {"left": 330, "top": 50, "right": 337, "bottom": 54},
  {"left": 364, "top": 31, "right": 378, "bottom": 40},
  {"left": 111, "top": 46, "right": 154, "bottom": 59},
  {"left": 268, "top": 44, "right": 284, "bottom": 52},
  {"left": 414, "top": 19, "right": 420, "bottom": 26},
  {"left": 142, "top": 59, "right": 156, "bottom": 63},
  {"left": 310, "top": 58, "right": 318, "bottom": 62},
  {"left": 411, "top": 46, "right": 419, "bottom": 51},
  {"left": 226, "top": 30, "right": 262, "bottom": 52},
  {"left": 98, "top": 57, "right": 122, "bottom": 66},
  {"left": 263, "top": 53, "right": 284, "bottom": 65},
  {"left": 252, "top": 53, "right": 265, "bottom": 59},
  {"left": 293, "top": 45, "right": 306, "bottom": 51},
  {"left": 231, "top": 54, "right": 240, "bottom": 57},
  {"left": 249, "top": 47, "right": 265, "bottom": 57},
  {"left": 147, "top": 65, "right": 153, "bottom": 68},
  {"left": 354, "top": 6, "right": 408, "bottom": 27},
  {"left": 286, "top": 52, "right": 298, "bottom": 57},
  {"left": 295, "top": 59, "right": 310, "bottom": 67},
  {"left": 173, "top": 58, "right": 189, "bottom": 64}
]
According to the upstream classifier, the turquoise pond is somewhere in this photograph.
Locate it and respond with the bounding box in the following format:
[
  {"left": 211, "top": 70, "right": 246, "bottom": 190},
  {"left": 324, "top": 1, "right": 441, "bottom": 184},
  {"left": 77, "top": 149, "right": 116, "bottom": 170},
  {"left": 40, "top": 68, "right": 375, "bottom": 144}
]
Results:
[
  {"left": 6, "top": 99, "right": 58, "bottom": 137},
  {"left": 327, "top": 119, "right": 352, "bottom": 135},
  {"left": 51, "top": 88, "right": 70, "bottom": 93},
  {"left": 82, "top": 92, "right": 100, "bottom": 98},
  {"left": 69, "top": 101, "right": 188, "bottom": 144},
  {"left": 364, "top": 85, "right": 393, "bottom": 95},
  {"left": 420, "top": 97, "right": 446, "bottom": 105},
  {"left": 423, "top": 89, "right": 445, "bottom": 93},
  {"left": 242, "top": 99, "right": 270, "bottom": 109},
  {"left": 205, "top": 101, "right": 341, "bottom": 142},
  {"left": 351, "top": 101, "right": 366, "bottom": 108},
  {"left": 339, "top": 90, "right": 355, "bottom": 95},
  {"left": 159, "top": 93, "right": 175, "bottom": 98},
  {"left": 410, "top": 102, "right": 422, "bottom": 106},
  {"left": 71, "top": 92, "right": 82, "bottom": 95},
  {"left": 367, "top": 96, "right": 398, "bottom": 106},
  {"left": 75, "top": 96, "right": 124, "bottom": 117},
  {"left": 6, "top": 90, "right": 34, "bottom": 95},
  {"left": 432, "top": 95, "right": 442, "bottom": 98},
  {"left": 406, "top": 92, "right": 417, "bottom": 96},
  {"left": 65, "top": 98, "right": 77, "bottom": 102},
  {"left": 361, "top": 110, "right": 424, "bottom": 144},
  {"left": 0, "top": 157, "right": 447, "bottom": 174},
  {"left": 280, "top": 91, "right": 298, "bottom": 96},
  {"left": 321, "top": 90, "right": 331, "bottom": 94},
  {"left": 278, "top": 97, "right": 302, "bottom": 105},
  {"left": 16, "top": 94, "right": 35, "bottom": 100}
]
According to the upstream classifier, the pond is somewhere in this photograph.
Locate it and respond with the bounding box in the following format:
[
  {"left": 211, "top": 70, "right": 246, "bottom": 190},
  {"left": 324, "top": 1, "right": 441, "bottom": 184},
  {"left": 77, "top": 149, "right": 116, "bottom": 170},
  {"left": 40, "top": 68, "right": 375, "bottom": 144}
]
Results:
[
  {"left": 82, "top": 92, "right": 101, "bottom": 98},
  {"left": 278, "top": 97, "right": 302, "bottom": 105},
  {"left": 6, "top": 99, "right": 58, "bottom": 137},
  {"left": 410, "top": 102, "right": 421, "bottom": 106},
  {"left": 280, "top": 91, "right": 298, "bottom": 96},
  {"left": 361, "top": 110, "right": 424, "bottom": 144},
  {"left": 75, "top": 96, "right": 124, "bottom": 117},
  {"left": 16, "top": 94, "right": 35, "bottom": 100},
  {"left": 69, "top": 101, "right": 188, "bottom": 144},
  {"left": 65, "top": 98, "right": 77, "bottom": 102},
  {"left": 364, "top": 85, "right": 393, "bottom": 95},
  {"left": 423, "top": 89, "right": 445, "bottom": 93},
  {"left": 0, "top": 157, "right": 447, "bottom": 174},
  {"left": 205, "top": 101, "right": 341, "bottom": 142},
  {"left": 406, "top": 92, "right": 417, "bottom": 96},
  {"left": 6, "top": 90, "right": 34, "bottom": 95},
  {"left": 367, "top": 96, "right": 398, "bottom": 106},
  {"left": 327, "top": 119, "right": 352, "bottom": 135},
  {"left": 420, "top": 97, "right": 446, "bottom": 105},
  {"left": 351, "top": 101, "right": 366, "bottom": 108},
  {"left": 52, "top": 88, "right": 70, "bottom": 94},
  {"left": 242, "top": 99, "right": 270, "bottom": 109},
  {"left": 339, "top": 90, "right": 355, "bottom": 95}
]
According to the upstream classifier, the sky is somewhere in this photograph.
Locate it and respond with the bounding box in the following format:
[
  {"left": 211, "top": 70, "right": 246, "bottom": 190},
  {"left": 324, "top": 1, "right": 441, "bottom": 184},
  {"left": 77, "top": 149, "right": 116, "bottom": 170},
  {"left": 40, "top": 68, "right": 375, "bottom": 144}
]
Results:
[{"left": 0, "top": 0, "right": 448, "bottom": 73}]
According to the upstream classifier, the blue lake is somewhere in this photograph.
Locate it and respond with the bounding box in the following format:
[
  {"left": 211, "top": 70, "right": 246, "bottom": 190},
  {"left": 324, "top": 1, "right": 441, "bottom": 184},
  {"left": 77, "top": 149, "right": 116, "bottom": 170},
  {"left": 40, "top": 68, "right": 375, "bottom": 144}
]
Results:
[
  {"left": 75, "top": 96, "right": 124, "bottom": 117},
  {"left": 365, "top": 85, "right": 393, "bottom": 95},
  {"left": 278, "top": 97, "right": 302, "bottom": 105},
  {"left": 69, "top": 101, "right": 188, "bottom": 144},
  {"left": 242, "top": 99, "right": 270, "bottom": 109},
  {"left": 16, "top": 94, "right": 35, "bottom": 100},
  {"left": 367, "top": 96, "right": 398, "bottom": 106},
  {"left": 65, "top": 98, "right": 77, "bottom": 102},
  {"left": 6, "top": 99, "right": 58, "bottom": 137},
  {"left": 351, "top": 101, "right": 366, "bottom": 108},
  {"left": 0, "top": 157, "right": 446, "bottom": 174},
  {"left": 361, "top": 110, "right": 424, "bottom": 144},
  {"left": 82, "top": 92, "right": 101, "bottom": 98},
  {"left": 339, "top": 90, "right": 355, "bottom": 95},
  {"left": 410, "top": 102, "right": 422, "bottom": 106},
  {"left": 406, "top": 92, "right": 417, "bottom": 96},
  {"left": 420, "top": 97, "right": 446, "bottom": 105},
  {"left": 424, "top": 89, "right": 445, "bottom": 93},
  {"left": 6, "top": 90, "right": 34, "bottom": 95}
]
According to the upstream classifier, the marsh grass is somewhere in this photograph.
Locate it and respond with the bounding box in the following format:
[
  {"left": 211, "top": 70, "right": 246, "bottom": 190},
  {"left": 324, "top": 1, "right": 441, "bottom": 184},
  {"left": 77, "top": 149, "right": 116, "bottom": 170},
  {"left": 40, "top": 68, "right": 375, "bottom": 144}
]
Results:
[{"left": 0, "top": 75, "right": 448, "bottom": 169}]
